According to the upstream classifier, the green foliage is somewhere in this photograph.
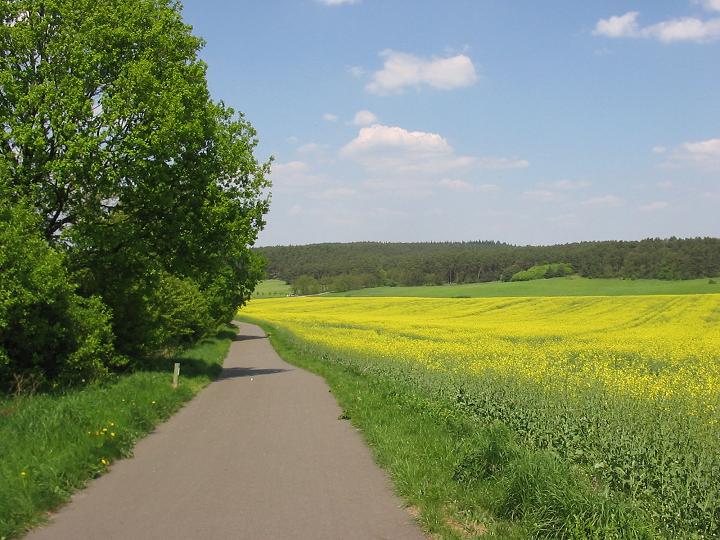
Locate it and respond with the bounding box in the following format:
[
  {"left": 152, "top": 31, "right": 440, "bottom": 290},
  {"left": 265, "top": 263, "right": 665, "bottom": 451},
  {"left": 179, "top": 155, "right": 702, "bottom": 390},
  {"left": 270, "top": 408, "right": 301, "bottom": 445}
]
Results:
[
  {"left": 0, "top": 325, "right": 233, "bottom": 539},
  {"left": 456, "top": 429, "right": 651, "bottom": 539},
  {"left": 454, "top": 423, "right": 520, "bottom": 483},
  {"left": 0, "top": 200, "right": 121, "bottom": 390},
  {"left": 497, "top": 450, "right": 654, "bottom": 539},
  {"left": 147, "top": 274, "right": 212, "bottom": 351},
  {"left": 291, "top": 275, "right": 321, "bottom": 296},
  {"left": 510, "top": 263, "right": 574, "bottom": 282},
  {"left": 0, "top": 0, "right": 269, "bottom": 373},
  {"left": 327, "top": 273, "right": 379, "bottom": 292}
]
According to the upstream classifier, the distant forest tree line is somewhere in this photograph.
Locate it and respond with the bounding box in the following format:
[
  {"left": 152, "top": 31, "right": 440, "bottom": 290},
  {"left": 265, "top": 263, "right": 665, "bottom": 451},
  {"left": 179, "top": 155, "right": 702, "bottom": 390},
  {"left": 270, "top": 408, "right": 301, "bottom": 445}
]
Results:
[{"left": 256, "top": 238, "right": 720, "bottom": 293}]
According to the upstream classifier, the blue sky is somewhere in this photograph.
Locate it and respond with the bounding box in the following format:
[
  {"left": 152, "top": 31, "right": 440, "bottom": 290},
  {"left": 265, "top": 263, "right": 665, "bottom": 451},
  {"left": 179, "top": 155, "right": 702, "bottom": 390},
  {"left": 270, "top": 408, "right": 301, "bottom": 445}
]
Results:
[{"left": 181, "top": 0, "right": 720, "bottom": 246}]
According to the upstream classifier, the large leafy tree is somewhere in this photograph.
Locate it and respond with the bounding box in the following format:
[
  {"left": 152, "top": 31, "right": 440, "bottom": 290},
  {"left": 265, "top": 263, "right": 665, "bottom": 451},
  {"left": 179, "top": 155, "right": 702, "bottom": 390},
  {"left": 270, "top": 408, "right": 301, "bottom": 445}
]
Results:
[{"left": 0, "top": 0, "right": 270, "bottom": 356}]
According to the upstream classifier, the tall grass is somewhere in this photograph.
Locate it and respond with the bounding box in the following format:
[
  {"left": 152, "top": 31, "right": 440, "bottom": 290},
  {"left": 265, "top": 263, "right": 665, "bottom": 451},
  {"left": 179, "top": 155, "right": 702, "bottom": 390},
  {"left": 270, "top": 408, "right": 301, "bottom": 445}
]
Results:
[{"left": 0, "top": 325, "right": 234, "bottom": 539}]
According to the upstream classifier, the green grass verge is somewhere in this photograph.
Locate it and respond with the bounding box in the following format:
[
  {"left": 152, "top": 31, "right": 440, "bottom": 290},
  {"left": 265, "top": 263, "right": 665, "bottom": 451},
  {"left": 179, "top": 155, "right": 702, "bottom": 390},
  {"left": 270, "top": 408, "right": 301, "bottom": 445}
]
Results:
[
  {"left": 239, "top": 316, "right": 656, "bottom": 539},
  {"left": 0, "top": 325, "right": 235, "bottom": 540},
  {"left": 328, "top": 276, "right": 720, "bottom": 298},
  {"left": 251, "top": 279, "right": 292, "bottom": 299}
]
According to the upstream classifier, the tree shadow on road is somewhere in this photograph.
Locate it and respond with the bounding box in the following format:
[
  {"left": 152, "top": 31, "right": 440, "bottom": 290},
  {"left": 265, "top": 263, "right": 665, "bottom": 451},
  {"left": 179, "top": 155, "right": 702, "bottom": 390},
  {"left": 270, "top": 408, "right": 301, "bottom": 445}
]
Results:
[
  {"left": 231, "top": 334, "right": 267, "bottom": 342},
  {"left": 219, "top": 366, "right": 291, "bottom": 379}
]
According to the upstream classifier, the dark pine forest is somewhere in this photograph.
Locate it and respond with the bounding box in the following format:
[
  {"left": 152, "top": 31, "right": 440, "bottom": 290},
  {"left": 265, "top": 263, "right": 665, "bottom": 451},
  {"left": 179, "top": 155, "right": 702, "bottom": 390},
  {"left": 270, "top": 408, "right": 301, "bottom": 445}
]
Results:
[{"left": 257, "top": 237, "right": 720, "bottom": 291}]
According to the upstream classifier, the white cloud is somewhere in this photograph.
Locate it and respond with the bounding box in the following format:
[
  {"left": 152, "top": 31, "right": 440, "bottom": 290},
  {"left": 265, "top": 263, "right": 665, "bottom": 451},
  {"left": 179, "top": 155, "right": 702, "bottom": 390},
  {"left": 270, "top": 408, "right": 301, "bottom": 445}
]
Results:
[
  {"left": 640, "top": 201, "right": 669, "bottom": 211},
  {"left": 352, "top": 110, "right": 378, "bottom": 126},
  {"left": 439, "top": 179, "right": 498, "bottom": 193},
  {"left": 540, "top": 179, "right": 591, "bottom": 190},
  {"left": 594, "top": 11, "right": 720, "bottom": 43},
  {"left": 594, "top": 12, "right": 641, "bottom": 38},
  {"left": 340, "top": 124, "right": 526, "bottom": 176},
  {"left": 316, "top": 0, "right": 359, "bottom": 5},
  {"left": 521, "top": 181, "right": 589, "bottom": 204},
  {"left": 366, "top": 50, "right": 478, "bottom": 95},
  {"left": 523, "top": 190, "right": 557, "bottom": 203},
  {"left": 546, "top": 213, "right": 577, "bottom": 224},
  {"left": 646, "top": 17, "right": 720, "bottom": 42},
  {"left": 347, "top": 66, "right": 365, "bottom": 78},
  {"left": 682, "top": 138, "right": 720, "bottom": 158},
  {"left": 322, "top": 113, "right": 338, "bottom": 122},
  {"left": 308, "top": 187, "right": 358, "bottom": 200},
  {"left": 370, "top": 207, "right": 409, "bottom": 219},
  {"left": 476, "top": 157, "right": 529, "bottom": 169},
  {"left": 581, "top": 195, "right": 624, "bottom": 207},
  {"left": 273, "top": 161, "right": 309, "bottom": 174},
  {"left": 694, "top": 0, "right": 720, "bottom": 12},
  {"left": 361, "top": 178, "right": 435, "bottom": 198},
  {"left": 271, "top": 161, "right": 326, "bottom": 189},
  {"left": 288, "top": 204, "right": 304, "bottom": 217},
  {"left": 652, "top": 146, "right": 667, "bottom": 154},
  {"left": 296, "top": 142, "right": 327, "bottom": 155},
  {"left": 340, "top": 124, "right": 473, "bottom": 174},
  {"left": 667, "top": 137, "right": 720, "bottom": 169},
  {"left": 656, "top": 180, "right": 673, "bottom": 188}
]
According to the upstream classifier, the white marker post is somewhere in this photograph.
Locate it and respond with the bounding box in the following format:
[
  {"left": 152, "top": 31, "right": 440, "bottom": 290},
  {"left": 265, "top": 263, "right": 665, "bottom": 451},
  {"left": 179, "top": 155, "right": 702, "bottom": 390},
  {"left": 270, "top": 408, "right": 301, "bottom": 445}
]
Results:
[{"left": 172, "top": 363, "right": 180, "bottom": 389}]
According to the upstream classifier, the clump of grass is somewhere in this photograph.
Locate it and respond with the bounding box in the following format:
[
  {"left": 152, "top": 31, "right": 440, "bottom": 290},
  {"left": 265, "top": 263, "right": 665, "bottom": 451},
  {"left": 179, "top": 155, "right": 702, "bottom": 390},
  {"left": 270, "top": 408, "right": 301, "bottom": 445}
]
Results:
[
  {"left": 454, "top": 423, "right": 520, "bottom": 483},
  {"left": 498, "top": 451, "right": 654, "bottom": 538},
  {"left": 0, "top": 325, "right": 234, "bottom": 539},
  {"left": 452, "top": 422, "right": 655, "bottom": 538}
]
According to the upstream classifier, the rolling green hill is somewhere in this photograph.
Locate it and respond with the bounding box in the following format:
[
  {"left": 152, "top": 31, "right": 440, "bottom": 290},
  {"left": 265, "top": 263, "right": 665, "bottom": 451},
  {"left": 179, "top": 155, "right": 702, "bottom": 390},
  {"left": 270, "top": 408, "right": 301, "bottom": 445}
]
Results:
[{"left": 251, "top": 279, "right": 292, "bottom": 298}]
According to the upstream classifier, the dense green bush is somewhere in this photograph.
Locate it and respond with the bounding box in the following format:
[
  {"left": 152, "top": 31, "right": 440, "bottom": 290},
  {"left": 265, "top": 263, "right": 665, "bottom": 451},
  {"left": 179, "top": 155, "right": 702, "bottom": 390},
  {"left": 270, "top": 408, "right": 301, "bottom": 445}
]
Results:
[
  {"left": 511, "top": 263, "right": 574, "bottom": 282},
  {"left": 150, "top": 274, "right": 213, "bottom": 350},
  {"left": 0, "top": 201, "right": 122, "bottom": 390},
  {"left": 292, "top": 275, "right": 321, "bottom": 296}
]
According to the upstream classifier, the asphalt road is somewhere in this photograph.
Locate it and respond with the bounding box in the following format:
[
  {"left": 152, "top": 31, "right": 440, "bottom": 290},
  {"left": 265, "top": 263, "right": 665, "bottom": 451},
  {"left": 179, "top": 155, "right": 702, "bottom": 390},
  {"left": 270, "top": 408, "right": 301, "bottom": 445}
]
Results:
[{"left": 26, "top": 323, "right": 423, "bottom": 540}]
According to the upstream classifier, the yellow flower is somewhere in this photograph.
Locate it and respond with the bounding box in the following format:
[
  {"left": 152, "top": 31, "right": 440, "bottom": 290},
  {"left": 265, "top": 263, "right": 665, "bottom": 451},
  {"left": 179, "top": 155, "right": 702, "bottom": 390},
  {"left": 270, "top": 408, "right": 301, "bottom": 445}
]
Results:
[
  {"left": 20, "top": 471, "right": 26, "bottom": 477},
  {"left": 110, "top": 432, "right": 116, "bottom": 437}
]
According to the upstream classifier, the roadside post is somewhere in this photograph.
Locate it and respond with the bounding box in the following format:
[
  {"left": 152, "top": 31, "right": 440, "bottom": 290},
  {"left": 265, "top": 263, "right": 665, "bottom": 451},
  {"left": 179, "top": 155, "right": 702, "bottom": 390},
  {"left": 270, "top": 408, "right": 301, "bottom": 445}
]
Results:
[{"left": 172, "top": 363, "right": 180, "bottom": 389}]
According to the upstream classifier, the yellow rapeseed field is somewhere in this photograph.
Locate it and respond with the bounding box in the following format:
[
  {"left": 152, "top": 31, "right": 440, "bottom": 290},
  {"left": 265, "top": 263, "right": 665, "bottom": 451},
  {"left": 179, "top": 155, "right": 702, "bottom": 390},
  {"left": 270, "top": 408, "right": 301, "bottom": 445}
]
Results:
[
  {"left": 243, "top": 294, "right": 720, "bottom": 534},
  {"left": 243, "top": 294, "right": 720, "bottom": 414}
]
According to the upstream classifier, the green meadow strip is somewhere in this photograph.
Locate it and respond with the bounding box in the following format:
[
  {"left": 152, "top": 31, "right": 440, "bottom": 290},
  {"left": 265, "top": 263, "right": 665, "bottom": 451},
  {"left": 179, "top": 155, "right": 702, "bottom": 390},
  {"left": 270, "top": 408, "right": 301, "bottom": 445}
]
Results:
[{"left": 0, "top": 325, "right": 235, "bottom": 540}]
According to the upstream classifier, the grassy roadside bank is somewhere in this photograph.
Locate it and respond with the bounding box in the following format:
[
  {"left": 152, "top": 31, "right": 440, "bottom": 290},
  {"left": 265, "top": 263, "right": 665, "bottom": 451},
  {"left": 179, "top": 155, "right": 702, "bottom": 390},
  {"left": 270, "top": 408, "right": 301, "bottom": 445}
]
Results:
[
  {"left": 239, "top": 316, "right": 655, "bottom": 539},
  {"left": 0, "top": 325, "right": 235, "bottom": 539}
]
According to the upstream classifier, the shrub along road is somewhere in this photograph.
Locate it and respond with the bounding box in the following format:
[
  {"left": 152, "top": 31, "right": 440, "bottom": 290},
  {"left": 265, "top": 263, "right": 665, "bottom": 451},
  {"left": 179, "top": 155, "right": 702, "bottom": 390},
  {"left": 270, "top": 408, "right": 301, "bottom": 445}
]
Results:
[{"left": 26, "top": 323, "right": 421, "bottom": 540}]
